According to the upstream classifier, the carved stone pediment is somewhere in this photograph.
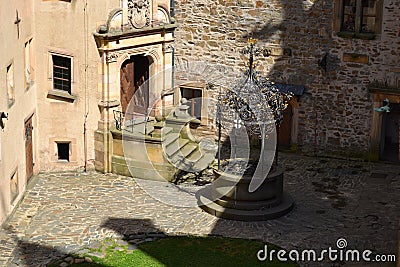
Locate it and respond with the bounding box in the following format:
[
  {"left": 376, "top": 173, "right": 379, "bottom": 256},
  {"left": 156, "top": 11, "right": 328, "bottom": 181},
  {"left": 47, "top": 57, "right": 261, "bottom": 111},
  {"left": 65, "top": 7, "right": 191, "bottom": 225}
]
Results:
[{"left": 127, "top": 0, "right": 150, "bottom": 29}]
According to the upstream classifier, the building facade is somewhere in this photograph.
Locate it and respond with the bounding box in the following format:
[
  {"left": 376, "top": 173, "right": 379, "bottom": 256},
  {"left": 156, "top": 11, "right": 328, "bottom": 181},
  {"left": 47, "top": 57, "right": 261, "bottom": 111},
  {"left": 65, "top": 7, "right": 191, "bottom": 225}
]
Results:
[
  {"left": 0, "top": 0, "right": 174, "bottom": 224},
  {"left": 173, "top": 0, "right": 400, "bottom": 160},
  {"left": 1, "top": 0, "right": 399, "bottom": 224},
  {"left": 0, "top": 0, "right": 37, "bottom": 225}
]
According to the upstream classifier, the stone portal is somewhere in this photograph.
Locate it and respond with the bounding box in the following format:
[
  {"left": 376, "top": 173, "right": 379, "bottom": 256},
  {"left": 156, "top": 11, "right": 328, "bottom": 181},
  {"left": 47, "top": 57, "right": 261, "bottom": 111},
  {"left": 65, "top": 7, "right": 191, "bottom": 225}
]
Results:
[{"left": 93, "top": 0, "right": 176, "bottom": 173}]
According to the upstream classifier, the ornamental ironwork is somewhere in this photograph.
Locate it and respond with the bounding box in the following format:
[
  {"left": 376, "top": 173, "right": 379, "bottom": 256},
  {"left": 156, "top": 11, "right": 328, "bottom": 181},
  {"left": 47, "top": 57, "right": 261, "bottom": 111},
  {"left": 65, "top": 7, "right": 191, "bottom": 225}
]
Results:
[{"left": 216, "top": 38, "right": 293, "bottom": 139}]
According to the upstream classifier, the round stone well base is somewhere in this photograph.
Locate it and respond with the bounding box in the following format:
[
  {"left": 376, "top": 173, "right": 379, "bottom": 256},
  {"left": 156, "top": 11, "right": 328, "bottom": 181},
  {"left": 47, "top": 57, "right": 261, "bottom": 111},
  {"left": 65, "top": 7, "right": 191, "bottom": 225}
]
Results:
[{"left": 199, "top": 164, "right": 294, "bottom": 221}]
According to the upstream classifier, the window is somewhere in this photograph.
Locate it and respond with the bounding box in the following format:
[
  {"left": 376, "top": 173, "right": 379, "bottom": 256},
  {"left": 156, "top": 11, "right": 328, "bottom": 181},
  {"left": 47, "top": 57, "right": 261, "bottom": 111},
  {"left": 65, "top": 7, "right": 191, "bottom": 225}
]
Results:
[
  {"left": 336, "top": 0, "right": 383, "bottom": 38},
  {"left": 52, "top": 54, "right": 71, "bottom": 94},
  {"left": 24, "top": 39, "right": 34, "bottom": 88},
  {"left": 6, "top": 63, "right": 15, "bottom": 107},
  {"left": 57, "top": 142, "right": 70, "bottom": 161}
]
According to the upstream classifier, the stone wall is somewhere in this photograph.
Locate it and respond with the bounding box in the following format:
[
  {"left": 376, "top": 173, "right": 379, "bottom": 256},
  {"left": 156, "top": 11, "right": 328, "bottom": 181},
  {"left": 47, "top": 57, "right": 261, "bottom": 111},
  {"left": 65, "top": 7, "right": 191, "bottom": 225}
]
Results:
[
  {"left": 173, "top": 0, "right": 400, "bottom": 157},
  {"left": 33, "top": 0, "right": 120, "bottom": 172},
  {"left": 0, "top": 0, "right": 37, "bottom": 224}
]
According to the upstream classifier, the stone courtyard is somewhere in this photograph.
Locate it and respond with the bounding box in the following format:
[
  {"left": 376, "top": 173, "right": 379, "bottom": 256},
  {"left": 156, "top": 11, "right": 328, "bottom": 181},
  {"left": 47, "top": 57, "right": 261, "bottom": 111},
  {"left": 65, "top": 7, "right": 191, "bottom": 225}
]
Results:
[{"left": 0, "top": 152, "right": 399, "bottom": 266}]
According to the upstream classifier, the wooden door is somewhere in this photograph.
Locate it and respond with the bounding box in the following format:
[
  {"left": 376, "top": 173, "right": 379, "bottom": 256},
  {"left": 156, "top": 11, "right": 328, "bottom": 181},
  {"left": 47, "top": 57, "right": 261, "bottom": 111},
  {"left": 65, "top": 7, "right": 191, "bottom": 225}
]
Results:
[
  {"left": 25, "top": 116, "right": 33, "bottom": 181},
  {"left": 278, "top": 104, "right": 293, "bottom": 148},
  {"left": 120, "top": 56, "right": 149, "bottom": 114},
  {"left": 120, "top": 60, "right": 135, "bottom": 113}
]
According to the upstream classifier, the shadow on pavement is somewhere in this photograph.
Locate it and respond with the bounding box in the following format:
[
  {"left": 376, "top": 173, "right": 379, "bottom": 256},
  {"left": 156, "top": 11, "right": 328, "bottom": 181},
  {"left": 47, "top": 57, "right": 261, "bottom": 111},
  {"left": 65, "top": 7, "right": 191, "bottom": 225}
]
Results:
[{"left": 6, "top": 218, "right": 165, "bottom": 266}]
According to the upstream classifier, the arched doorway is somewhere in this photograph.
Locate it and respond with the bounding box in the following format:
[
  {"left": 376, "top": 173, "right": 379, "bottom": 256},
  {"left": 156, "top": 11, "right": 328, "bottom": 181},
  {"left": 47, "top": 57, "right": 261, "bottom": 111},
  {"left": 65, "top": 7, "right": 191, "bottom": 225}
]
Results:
[{"left": 120, "top": 55, "right": 150, "bottom": 114}]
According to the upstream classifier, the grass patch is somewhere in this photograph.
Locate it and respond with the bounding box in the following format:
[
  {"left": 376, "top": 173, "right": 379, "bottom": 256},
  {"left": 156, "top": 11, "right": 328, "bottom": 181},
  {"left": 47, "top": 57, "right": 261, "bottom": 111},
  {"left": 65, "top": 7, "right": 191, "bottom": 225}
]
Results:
[{"left": 59, "top": 236, "right": 298, "bottom": 267}]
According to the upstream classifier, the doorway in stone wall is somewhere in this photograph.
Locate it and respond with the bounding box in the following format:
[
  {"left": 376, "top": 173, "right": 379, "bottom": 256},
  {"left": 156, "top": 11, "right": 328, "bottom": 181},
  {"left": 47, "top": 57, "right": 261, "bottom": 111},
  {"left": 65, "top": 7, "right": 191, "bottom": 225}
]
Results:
[
  {"left": 120, "top": 55, "right": 150, "bottom": 114},
  {"left": 278, "top": 102, "right": 293, "bottom": 149},
  {"left": 380, "top": 103, "right": 400, "bottom": 162},
  {"left": 25, "top": 115, "right": 34, "bottom": 181}
]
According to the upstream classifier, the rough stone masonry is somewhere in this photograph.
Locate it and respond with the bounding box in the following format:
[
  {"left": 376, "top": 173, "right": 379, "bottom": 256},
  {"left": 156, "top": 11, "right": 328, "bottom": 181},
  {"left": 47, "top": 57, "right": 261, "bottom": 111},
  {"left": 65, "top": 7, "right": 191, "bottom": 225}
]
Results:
[{"left": 173, "top": 0, "right": 400, "bottom": 158}]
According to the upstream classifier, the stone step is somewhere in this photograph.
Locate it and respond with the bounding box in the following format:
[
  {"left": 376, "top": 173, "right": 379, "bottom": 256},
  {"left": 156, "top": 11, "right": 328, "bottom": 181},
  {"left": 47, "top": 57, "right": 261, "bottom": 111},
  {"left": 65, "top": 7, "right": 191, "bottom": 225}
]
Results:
[
  {"left": 169, "top": 143, "right": 198, "bottom": 164},
  {"left": 162, "top": 127, "right": 173, "bottom": 136},
  {"left": 190, "top": 153, "right": 215, "bottom": 172},
  {"left": 165, "top": 138, "right": 190, "bottom": 157},
  {"left": 214, "top": 196, "right": 281, "bottom": 210},
  {"left": 163, "top": 133, "right": 180, "bottom": 147},
  {"left": 180, "top": 143, "right": 198, "bottom": 158},
  {"left": 199, "top": 192, "right": 294, "bottom": 221},
  {"left": 186, "top": 149, "right": 203, "bottom": 162},
  {"left": 175, "top": 152, "right": 215, "bottom": 173},
  {"left": 152, "top": 126, "right": 173, "bottom": 139}
]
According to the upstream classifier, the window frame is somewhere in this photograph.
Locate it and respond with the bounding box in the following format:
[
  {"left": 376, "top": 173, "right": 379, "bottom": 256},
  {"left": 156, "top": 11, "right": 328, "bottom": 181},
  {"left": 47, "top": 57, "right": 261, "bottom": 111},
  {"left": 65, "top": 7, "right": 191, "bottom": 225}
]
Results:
[
  {"left": 56, "top": 141, "right": 70, "bottom": 162},
  {"left": 24, "top": 39, "right": 34, "bottom": 90},
  {"left": 51, "top": 54, "right": 73, "bottom": 94},
  {"left": 335, "top": 0, "right": 383, "bottom": 39}
]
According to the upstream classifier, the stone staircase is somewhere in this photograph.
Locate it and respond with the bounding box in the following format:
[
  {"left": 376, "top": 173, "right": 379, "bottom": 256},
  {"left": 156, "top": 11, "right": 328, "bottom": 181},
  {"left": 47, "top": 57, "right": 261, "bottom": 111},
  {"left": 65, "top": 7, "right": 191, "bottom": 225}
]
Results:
[
  {"left": 161, "top": 126, "right": 216, "bottom": 174},
  {"left": 111, "top": 101, "right": 217, "bottom": 181}
]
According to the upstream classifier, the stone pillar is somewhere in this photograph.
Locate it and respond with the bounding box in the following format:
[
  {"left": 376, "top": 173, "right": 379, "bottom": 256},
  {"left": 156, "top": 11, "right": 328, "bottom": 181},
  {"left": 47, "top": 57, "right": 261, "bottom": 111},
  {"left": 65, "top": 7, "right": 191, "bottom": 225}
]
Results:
[
  {"left": 95, "top": 52, "right": 119, "bottom": 173},
  {"left": 163, "top": 42, "right": 174, "bottom": 91},
  {"left": 161, "top": 42, "right": 174, "bottom": 117}
]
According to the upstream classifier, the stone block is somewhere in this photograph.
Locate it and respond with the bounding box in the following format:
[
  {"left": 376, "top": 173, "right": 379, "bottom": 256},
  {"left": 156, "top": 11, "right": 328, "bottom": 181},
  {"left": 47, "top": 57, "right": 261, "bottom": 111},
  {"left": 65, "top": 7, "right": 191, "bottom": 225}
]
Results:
[
  {"left": 111, "top": 155, "right": 177, "bottom": 181},
  {"left": 343, "top": 53, "right": 369, "bottom": 64}
]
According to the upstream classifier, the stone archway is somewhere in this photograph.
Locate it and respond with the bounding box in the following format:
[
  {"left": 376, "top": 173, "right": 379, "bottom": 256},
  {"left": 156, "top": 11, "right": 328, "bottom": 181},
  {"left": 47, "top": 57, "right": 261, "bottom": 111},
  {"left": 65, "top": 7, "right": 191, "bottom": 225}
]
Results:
[{"left": 120, "top": 55, "right": 150, "bottom": 114}]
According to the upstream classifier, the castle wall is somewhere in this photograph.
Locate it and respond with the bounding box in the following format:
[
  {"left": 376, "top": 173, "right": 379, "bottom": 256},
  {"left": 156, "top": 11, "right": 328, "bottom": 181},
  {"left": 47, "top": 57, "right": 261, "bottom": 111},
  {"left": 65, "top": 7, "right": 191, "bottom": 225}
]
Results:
[{"left": 173, "top": 0, "right": 400, "bottom": 157}]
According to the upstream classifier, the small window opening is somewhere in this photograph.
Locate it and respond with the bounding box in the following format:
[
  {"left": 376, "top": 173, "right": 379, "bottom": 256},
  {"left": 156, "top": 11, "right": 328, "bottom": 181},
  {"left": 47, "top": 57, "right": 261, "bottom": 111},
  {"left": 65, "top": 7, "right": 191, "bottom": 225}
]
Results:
[{"left": 57, "top": 142, "right": 70, "bottom": 161}]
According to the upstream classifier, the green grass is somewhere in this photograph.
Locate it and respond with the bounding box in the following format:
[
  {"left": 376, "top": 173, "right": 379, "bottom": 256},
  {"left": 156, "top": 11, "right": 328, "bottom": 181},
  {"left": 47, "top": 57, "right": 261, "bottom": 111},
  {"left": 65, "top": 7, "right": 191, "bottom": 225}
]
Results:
[{"left": 63, "top": 236, "right": 298, "bottom": 267}]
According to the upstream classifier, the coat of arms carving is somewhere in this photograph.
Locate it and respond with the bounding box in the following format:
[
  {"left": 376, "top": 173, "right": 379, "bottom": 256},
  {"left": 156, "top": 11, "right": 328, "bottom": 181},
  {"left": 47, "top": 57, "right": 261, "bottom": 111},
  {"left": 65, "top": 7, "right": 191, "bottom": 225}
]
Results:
[{"left": 127, "top": 0, "right": 150, "bottom": 29}]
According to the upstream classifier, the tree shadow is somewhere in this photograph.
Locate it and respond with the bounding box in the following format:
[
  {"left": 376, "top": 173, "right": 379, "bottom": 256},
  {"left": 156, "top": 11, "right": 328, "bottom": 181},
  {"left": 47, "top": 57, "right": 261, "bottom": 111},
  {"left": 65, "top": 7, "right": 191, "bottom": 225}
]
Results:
[
  {"left": 4, "top": 218, "right": 165, "bottom": 266},
  {"left": 1, "top": 224, "right": 75, "bottom": 266},
  {"left": 100, "top": 217, "right": 164, "bottom": 238},
  {"left": 12, "top": 240, "right": 74, "bottom": 267}
]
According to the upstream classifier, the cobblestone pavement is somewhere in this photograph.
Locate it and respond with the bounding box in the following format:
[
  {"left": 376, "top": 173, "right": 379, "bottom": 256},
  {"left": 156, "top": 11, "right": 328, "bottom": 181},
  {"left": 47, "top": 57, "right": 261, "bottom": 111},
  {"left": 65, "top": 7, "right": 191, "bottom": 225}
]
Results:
[{"left": 0, "top": 153, "right": 399, "bottom": 266}]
